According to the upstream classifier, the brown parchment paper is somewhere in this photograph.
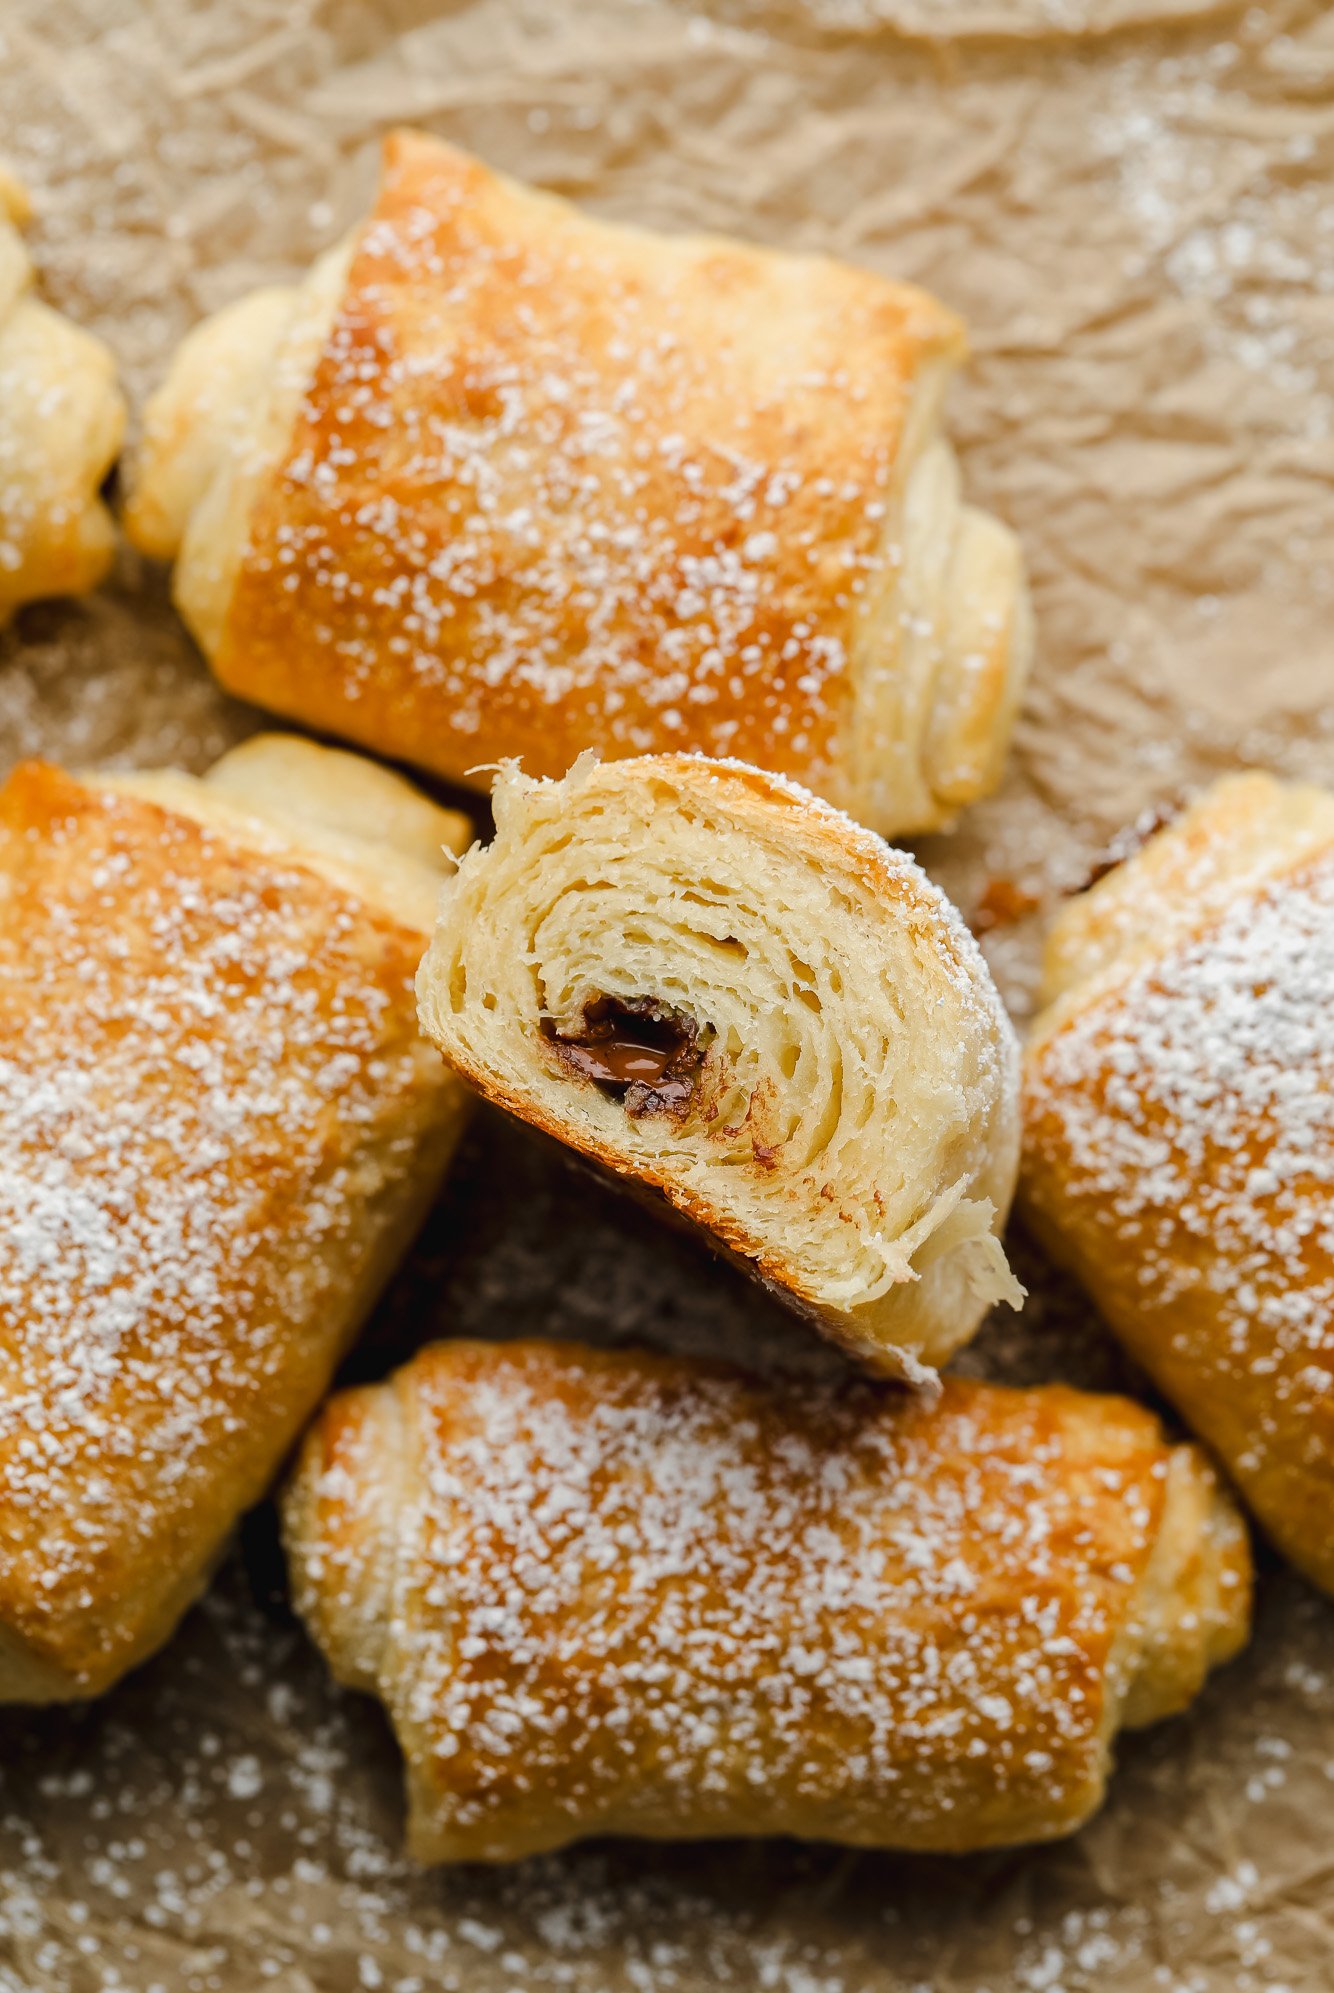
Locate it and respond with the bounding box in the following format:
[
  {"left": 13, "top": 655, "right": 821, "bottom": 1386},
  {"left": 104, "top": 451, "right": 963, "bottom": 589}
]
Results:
[{"left": 2, "top": 1, "right": 1333, "bottom": 1987}]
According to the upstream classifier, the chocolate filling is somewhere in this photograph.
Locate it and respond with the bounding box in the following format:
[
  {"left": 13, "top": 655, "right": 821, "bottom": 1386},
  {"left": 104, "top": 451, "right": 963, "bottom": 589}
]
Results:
[{"left": 542, "top": 996, "right": 703, "bottom": 1119}]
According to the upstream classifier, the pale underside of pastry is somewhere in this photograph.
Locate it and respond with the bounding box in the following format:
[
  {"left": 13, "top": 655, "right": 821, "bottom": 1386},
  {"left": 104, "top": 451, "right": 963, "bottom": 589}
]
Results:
[
  {"left": 0, "top": 734, "right": 471, "bottom": 1702},
  {"left": 0, "top": 167, "right": 125, "bottom": 624},
  {"left": 122, "top": 129, "right": 1032, "bottom": 838},
  {"left": 416, "top": 753, "right": 1022, "bottom": 1381},
  {"left": 1023, "top": 770, "right": 1334, "bottom": 1596},
  {"left": 283, "top": 1338, "right": 1251, "bottom": 1864}
]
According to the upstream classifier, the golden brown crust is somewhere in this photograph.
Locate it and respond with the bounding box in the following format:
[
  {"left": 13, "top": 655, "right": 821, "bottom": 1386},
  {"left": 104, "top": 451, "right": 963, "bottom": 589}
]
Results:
[
  {"left": 0, "top": 756, "right": 469, "bottom": 1700},
  {"left": 130, "top": 129, "right": 1029, "bottom": 836},
  {"left": 1023, "top": 772, "right": 1334, "bottom": 1595},
  {"left": 0, "top": 174, "right": 125, "bottom": 623},
  {"left": 283, "top": 1338, "right": 1249, "bottom": 1863}
]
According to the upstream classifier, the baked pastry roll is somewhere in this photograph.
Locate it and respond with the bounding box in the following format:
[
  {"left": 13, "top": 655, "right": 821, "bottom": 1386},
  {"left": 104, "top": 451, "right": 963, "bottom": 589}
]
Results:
[
  {"left": 0, "top": 735, "right": 471, "bottom": 1702},
  {"left": 1023, "top": 771, "right": 1334, "bottom": 1595},
  {"left": 283, "top": 1337, "right": 1251, "bottom": 1863},
  {"left": 0, "top": 167, "right": 125, "bottom": 623},
  {"left": 122, "top": 129, "right": 1031, "bottom": 837},
  {"left": 416, "top": 754, "right": 1022, "bottom": 1381}
]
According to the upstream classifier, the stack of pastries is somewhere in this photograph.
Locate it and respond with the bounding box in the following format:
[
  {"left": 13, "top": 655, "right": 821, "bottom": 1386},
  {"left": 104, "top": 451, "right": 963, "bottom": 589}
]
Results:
[{"left": 8, "top": 126, "right": 1331, "bottom": 1873}]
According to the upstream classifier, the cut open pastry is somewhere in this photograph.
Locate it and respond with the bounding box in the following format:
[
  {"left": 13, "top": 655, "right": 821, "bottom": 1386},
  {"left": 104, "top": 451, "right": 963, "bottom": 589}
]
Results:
[
  {"left": 417, "top": 754, "right": 1022, "bottom": 1380},
  {"left": 284, "top": 1337, "right": 1252, "bottom": 1863},
  {"left": 0, "top": 166, "right": 125, "bottom": 623},
  {"left": 122, "top": 129, "right": 1031, "bottom": 837},
  {"left": 0, "top": 734, "right": 471, "bottom": 1702},
  {"left": 1024, "top": 770, "right": 1334, "bottom": 1597}
]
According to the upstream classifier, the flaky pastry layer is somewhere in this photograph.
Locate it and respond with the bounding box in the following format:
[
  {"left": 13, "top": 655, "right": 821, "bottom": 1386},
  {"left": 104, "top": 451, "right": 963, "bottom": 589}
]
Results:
[{"left": 417, "top": 753, "right": 1022, "bottom": 1380}]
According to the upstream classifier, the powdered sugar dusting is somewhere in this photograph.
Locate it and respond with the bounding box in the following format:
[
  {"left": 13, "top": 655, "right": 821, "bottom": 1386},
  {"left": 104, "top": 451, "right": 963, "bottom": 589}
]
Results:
[
  {"left": 0, "top": 764, "right": 445, "bottom": 1687},
  {"left": 1026, "top": 851, "right": 1334, "bottom": 1527},
  {"left": 0, "top": 0, "right": 1331, "bottom": 1980},
  {"left": 334, "top": 1346, "right": 1174, "bottom": 1858},
  {"left": 228, "top": 137, "right": 951, "bottom": 810}
]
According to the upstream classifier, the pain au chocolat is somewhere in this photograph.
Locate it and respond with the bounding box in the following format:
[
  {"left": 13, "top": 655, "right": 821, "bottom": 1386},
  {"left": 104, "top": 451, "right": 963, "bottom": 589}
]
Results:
[
  {"left": 1023, "top": 771, "right": 1334, "bottom": 1596},
  {"left": 283, "top": 1337, "right": 1250, "bottom": 1864},
  {"left": 0, "top": 167, "right": 124, "bottom": 624},
  {"left": 0, "top": 735, "right": 470, "bottom": 1700},
  {"left": 416, "top": 753, "right": 1022, "bottom": 1382},
  {"left": 122, "top": 129, "right": 1031, "bottom": 837}
]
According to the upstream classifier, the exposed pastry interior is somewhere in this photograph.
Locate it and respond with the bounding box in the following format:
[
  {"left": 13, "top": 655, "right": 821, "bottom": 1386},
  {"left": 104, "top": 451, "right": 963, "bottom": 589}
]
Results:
[{"left": 418, "top": 753, "right": 1023, "bottom": 1380}]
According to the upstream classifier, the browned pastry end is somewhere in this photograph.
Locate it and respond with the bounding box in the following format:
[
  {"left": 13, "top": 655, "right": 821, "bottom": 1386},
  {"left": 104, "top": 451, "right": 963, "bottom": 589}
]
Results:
[
  {"left": 283, "top": 1339, "right": 1250, "bottom": 1863},
  {"left": 1023, "top": 771, "right": 1334, "bottom": 1595}
]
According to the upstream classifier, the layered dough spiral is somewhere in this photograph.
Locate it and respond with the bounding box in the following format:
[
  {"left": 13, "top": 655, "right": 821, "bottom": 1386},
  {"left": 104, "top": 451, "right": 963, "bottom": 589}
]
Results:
[
  {"left": 1023, "top": 771, "right": 1334, "bottom": 1597},
  {"left": 417, "top": 754, "right": 1021, "bottom": 1379},
  {"left": 0, "top": 736, "right": 471, "bottom": 1702},
  {"left": 0, "top": 167, "right": 124, "bottom": 624},
  {"left": 283, "top": 1338, "right": 1251, "bottom": 1864},
  {"left": 122, "top": 129, "right": 1031, "bottom": 837}
]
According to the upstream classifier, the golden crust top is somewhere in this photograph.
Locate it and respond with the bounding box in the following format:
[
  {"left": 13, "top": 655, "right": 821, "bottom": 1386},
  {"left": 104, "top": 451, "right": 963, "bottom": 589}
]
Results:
[
  {"left": 216, "top": 130, "right": 967, "bottom": 810},
  {"left": 0, "top": 761, "right": 460, "bottom": 1694},
  {"left": 1023, "top": 774, "right": 1334, "bottom": 1593},
  {"left": 286, "top": 1337, "right": 1248, "bottom": 1862}
]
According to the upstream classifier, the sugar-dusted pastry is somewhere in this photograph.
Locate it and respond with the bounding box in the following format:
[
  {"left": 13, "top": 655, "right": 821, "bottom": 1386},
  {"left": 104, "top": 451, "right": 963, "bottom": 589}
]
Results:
[
  {"left": 284, "top": 1337, "right": 1250, "bottom": 1863},
  {"left": 416, "top": 754, "right": 1022, "bottom": 1381},
  {"left": 0, "top": 736, "right": 472, "bottom": 1702},
  {"left": 0, "top": 166, "right": 125, "bottom": 623},
  {"left": 1023, "top": 771, "right": 1334, "bottom": 1595},
  {"left": 122, "top": 129, "right": 1031, "bottom": 837}
]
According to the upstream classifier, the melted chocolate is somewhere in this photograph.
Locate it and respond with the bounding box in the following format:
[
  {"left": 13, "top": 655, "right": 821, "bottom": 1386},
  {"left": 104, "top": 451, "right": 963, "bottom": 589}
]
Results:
[{"left": 542, "top": 997, "right": 702, "bottom": 1119}]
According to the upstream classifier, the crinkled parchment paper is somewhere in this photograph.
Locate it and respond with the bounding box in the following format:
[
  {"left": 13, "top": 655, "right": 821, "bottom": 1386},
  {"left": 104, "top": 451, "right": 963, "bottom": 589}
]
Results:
[{"left": 2, "top": 2, "right": 1333, "bottom": 1988}]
